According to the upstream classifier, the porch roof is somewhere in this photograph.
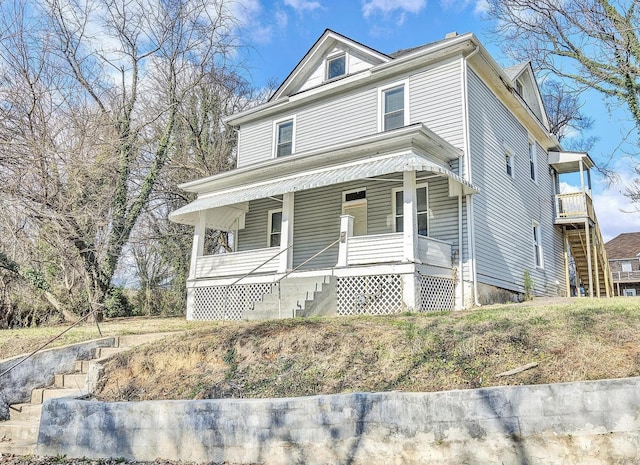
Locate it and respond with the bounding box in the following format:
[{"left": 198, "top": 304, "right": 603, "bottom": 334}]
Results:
[{"left": 170, "top": 151, "right": 479, "bottom": 228}]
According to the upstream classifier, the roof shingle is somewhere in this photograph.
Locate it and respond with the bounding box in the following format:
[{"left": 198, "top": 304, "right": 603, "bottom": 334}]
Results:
[{"left": 605, "top": 233, "right": 640, "bottom": 259}]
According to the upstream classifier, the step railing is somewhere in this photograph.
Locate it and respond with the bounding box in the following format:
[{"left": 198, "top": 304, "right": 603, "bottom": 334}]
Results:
[
  {"left": 272, "top": 238, "right": 341, "bottom": 318},
  {"left": 221, "top": 244, "right": 293, "bottom": 322}
]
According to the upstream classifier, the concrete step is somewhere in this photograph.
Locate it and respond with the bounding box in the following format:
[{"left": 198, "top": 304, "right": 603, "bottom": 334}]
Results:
[
  {"left": 54, "top": 373, "right": 87, "bottom": 389},
  {"left": 94, "top": 347, "right": 127, "bottom": 359},
  {"left": 31, "top": 387, "right": 86, "bottom": 404},
  {"left": 0, "top": 438, "right": 36, "bottom": 456},
  {"left": 0, "top": 420, "right": 39, "bottom": 442},
  {"left": 8, "top": 404, "right": 42, "bottom": 422},
  {"left": 74, "top": 360, "right": 91, "bottom": 373}
]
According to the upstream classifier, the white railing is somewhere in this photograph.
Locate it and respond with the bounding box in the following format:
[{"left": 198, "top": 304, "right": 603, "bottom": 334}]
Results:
[
  {"left": 346, "top": 233, "right": 404, "bottom": 265},
  {"left": 417, "top": 235, "right": 452, "bottom": 268},
  {"left": 344, "top": 232, "right": 452, "bottom": 268},
  {"left": 195, "top": 247, "right": 280, "bottom": 279},
  {"left": 612, "top": 271, "right": 640, "bottom": 282}
]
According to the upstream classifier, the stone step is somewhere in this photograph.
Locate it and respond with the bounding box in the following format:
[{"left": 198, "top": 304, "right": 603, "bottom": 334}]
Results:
[
  {"left": 0, "top": 438, "right": 36, "bottom": 456},
  {"left": 0, "top": 420, "right": 39, "bottom": 442},
  {"left": 8, "top": 404, "right": 42, "bottom": 422},
  {"left": 31, "top": 388, "right": 86, "bottom": 404},
  {"left": 54, "top": 373, "right": 87, "bottom": 389}
]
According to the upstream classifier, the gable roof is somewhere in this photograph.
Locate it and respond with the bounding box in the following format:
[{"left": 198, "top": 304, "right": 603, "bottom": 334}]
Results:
[
  {"left": 502, "top": 61, "right": 549, "bottom": 129},
  {"left": 269, "top": 29, "right": 390, "bottom": 102},
  {"left": 605, "top": 233, "right": 640, "bottom": 260}
]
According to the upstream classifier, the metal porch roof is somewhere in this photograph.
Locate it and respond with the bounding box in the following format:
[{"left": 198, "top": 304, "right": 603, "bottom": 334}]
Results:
[{"left": 169, "top": 152, "right": 479, "bottom": 227}]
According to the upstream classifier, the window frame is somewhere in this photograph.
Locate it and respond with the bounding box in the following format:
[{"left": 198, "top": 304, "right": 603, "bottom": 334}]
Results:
[
  {"left": 504, "top": 144, "right": 515, "bottom": 178},
  {"left": 529, "top": 139, "right": 537, "bottom": 183},
  {"left": 532, "top": 220, "right": 543, "bottom": 269},
  {"left": 267, "top": 209, "right": 283, "bottom": 248},
  {"left": 272, "top": 116, "right": 296, "bottom": 158},
  {"left": 325, "top": 53, "right": 347, "bottom": 81},
  {"left": 622, "top": 261, "right": 633, "bottom": 273},
  {"left": 378, "top": 80, "right": 409, "bottom": 132},
  {"left": 392, "top": 183, "right": 429, "bottom": 237}
]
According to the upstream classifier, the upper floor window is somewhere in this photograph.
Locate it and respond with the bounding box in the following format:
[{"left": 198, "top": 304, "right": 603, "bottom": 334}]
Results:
[
  {"left": 505, "top": 146, "right": 514, "bottom": 178},
  {"left": 379, "top": 82, "right": 407, "bottom": 132},
  {"left": 326, "top": 54, "right": 346, "bottom": 80},
  {"left": 274, "top": 117, "right": 295, "bottom": 157},
  {"left": 393, "top": 184, "right": 429, "bottom": 236},
  {"left": 515, "top": 80, "right": 523, "bottom": 96},
  {"left": 529, "top": 141, "right": 537, "bottom": 182},
  {"left": 622, "top": 261, "right": 632, "bottom": 272}
]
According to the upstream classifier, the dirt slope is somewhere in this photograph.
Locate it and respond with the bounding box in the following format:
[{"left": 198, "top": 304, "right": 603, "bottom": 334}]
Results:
[{"left": 95, "top": 298, "right": 640, "bottom": 401}]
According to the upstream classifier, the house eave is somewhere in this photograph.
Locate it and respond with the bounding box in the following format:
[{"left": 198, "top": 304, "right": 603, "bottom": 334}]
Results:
[{"left": 178, "top": 123, "right": 463, "bottom": 194}]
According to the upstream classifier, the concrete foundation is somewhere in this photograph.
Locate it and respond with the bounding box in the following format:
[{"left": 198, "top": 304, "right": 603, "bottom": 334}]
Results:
[{"left": 38, "top": 377, "right": 640, "bottom": 464}]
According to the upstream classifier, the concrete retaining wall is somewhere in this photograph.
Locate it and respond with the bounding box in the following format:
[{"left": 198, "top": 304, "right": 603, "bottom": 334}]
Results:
[
  {"left": 37, "top": 377, "right": 640, "bottom": 464},
  {"left": 0, "top": 338, "right": 115, "bottom": 406}
]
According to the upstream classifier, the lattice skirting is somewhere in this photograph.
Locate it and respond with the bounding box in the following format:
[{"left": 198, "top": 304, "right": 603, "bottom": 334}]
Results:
[
  {"left": 337, "top": 274, "right": 404, "bottom": 315},
  {"left": 193, "top": 283, "right": 275, "bottom": 320},
  {"left": 418, "top": 274, "right": 455, "bottom": 311}
]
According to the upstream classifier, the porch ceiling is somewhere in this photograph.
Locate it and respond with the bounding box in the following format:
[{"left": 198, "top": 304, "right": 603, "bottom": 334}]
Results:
[{"left": 169, "top": 152, "right": 479, "bottom": 226}]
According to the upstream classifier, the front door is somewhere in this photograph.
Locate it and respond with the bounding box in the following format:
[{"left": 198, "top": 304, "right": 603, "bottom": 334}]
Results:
[{"left": 342, "top": 189, "right": 367, "bottom": 236}]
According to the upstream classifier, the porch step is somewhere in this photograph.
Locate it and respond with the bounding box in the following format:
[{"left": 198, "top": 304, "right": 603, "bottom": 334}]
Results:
[
  {"left": 54, "top": 372, "right": 87, "bottom": 389},
  {"left": 249, "top": 276, "right": 335, "bottom": 319},
  {"left": 7, "top": 404, "right": 42, "bottom": 423},
  {"left": 0, "top": 420, "right": 39, "bottom": 442},
  {"left": 31, "top": 388, "right": 87, "bottom": 405},
  {"left": 0, "top": 438, "right": 37, "bottom": 456}
]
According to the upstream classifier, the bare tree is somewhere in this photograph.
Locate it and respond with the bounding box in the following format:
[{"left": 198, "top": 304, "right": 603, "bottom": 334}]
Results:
[
  {"left": 487, "top": 0, "right": 640, "bottom": 130},
  {"left": 0, "top": 0, "right": 242, "bottom": 320}
]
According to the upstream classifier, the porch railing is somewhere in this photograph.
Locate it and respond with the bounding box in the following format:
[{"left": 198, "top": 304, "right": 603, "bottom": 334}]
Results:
[
  {"left": 347, "top": 233, "right": 404, "bottom": 265},
  {"left": 195, "top": 247, "right": 280, "bottom": 279},
  {"left": 612, "top": 271, "right": 640, "bottom": 283},
  {"left": 555, "top": 192, "right": 594, "bottom": 222},
  {"left": 417, "top": 235, "right": 452, "bottom": 268}
]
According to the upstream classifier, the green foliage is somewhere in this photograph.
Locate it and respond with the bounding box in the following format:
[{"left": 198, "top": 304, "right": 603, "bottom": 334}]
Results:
[
  {"left": 103, "top": 287, "right": 134, "bottom": 318},
  {"left": 523, "top": 269, "right": 534, "bottom": 301}
]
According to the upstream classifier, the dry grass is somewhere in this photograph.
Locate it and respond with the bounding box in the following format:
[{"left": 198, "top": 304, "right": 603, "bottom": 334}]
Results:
[
  {"left": 0, "top": 316, "right": 218, "bottom": 360},
  {"left": 94, "top": 297, "right": 640, "bottom": 401}
]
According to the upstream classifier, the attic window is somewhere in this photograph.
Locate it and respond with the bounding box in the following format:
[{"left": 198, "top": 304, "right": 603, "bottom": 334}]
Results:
[
  {"left": 515, "top": 80, "right": 523, "bottom": 96},
  {"left": 326, "top": 54, "right": 346, "bottom": 80}
]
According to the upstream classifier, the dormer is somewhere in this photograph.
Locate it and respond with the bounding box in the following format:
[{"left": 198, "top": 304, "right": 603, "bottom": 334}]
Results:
[
  {"left": 503, "top": 62, "right": 549, "bottom": 130},
  {"left": 269, "top": 29, "right": 390, "bottom": 101}
]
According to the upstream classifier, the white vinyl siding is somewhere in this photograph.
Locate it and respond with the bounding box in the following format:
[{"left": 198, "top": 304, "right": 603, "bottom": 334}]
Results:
[
  {"left": 237, "top": 198, "right": 283, "bottom": 251},
  {"left": 467, "top": 68, "right": 564, "bottom": 296},
  {"left": 410, "top": 56, "right": 464, "bottom": 150},
  {"left": 379, "top": 82, "right": 408, "bottom": 132},
  {"left": 299, "top": 46, "right": 378, "bottom": 92},
  {"left": 237, "top": 58, "right": 464, "bottom": 168}
]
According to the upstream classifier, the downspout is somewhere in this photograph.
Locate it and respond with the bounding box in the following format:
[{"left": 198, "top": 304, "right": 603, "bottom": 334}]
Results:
[{"left": 462, "top": 45, "right": 482, "bottom": 307}]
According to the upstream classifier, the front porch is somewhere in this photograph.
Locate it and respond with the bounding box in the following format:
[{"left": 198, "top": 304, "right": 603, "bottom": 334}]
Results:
[{"left": 171, "top": 124, "right": 479, "bottom": 320}]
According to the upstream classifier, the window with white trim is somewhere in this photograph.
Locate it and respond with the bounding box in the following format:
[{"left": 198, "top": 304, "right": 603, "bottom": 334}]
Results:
[
  {"left": 379, "top": 83, "right": 407, "bottom": 132},
  {"left": 622, "top": 261, "right": 632, "bottom": 272},
  {"left": 326, "top": 54, "right": 346, "bottom": 80},
  {"left": 274, "top": 118, "right": 295, "bottom": 157},
  {"left": 529, "top": 140, "right": 537, "bottom": 182},
  {"left": 393, "top": 184, "right": 429, "bottom": 236},
  {"left": 505, "top": 146, "right": 514, "bottom": 178},
  {"left": 533, "top": 221, "right": 543, "bottom": 268},
  {"left": 268, "top": 209, "right": 282, "bottom": 247}
]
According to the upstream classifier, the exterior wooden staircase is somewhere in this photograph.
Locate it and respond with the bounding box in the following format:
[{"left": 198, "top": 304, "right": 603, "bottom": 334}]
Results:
[
  {"left": 556, "top": 192, "right": 613, "bottom": 298},
  {"left": 0, "top": 333, "right": 171, "bottom": 456}
]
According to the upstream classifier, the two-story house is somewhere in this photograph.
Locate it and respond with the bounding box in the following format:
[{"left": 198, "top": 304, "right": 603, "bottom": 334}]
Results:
[
  {"left": 169, "top": 30, "right": 611, "bottom": 320},
  {"left": 605, "top": 233, "right": 640, "bottom": 296}
]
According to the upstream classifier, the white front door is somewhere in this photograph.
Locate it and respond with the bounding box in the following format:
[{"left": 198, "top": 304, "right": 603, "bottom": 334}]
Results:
[{"left": 342, "top": 189, "right": 367, "bottom": 236}]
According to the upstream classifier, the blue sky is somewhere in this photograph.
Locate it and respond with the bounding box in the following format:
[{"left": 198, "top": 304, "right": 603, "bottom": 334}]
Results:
[{"left": 232, "top": 0, "right": 639, "bottom": 242}]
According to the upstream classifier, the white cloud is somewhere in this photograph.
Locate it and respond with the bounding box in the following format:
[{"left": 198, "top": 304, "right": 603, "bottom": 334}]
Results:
[
  {"left": 284, "top": 0, "right": 322, "bottom": 12},
  {"left": 439, "top": 0, "right": 487, "bottom": 15},
  {"left": 473, "top": 0, "right": 489, "bottom": 15},
  {"left": 228, "top": 0, "right": 274, "bottom": 44},
  {"left": 362, "top": 0, "right": 427, "bottom": 18},
  {"left": 591, "top": 166, "right": 640, "bottom": 242},
  {"left": 275, "top": 10, "right": 289, "bottom": 28}
]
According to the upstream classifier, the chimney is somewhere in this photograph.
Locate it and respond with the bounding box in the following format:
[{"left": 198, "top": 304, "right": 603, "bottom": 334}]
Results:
[{"left": 445, "top": 31, "right": 458, "bottom": 39}]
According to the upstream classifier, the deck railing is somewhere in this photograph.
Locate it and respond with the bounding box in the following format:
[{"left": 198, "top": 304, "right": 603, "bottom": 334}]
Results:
[
  {"left": 612, "top": 271, "right": 640, "bottom": 283},
  {"left": 555, "top": 192, "right": 594, "bottom": 222}
]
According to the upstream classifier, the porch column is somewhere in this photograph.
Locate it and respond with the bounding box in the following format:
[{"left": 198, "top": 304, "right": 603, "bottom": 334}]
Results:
[
  {"left": 189, "top": 212, "right": 207, "bottom": 280},
  {"left": 278, "top": 192, "right": 295, "bottom": 273},
  {"left": 337, "top": 215, "right": 354, "bottom": 267},
  {"left": 403, "top": 170, "right": 418, "bottom": 263}
]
